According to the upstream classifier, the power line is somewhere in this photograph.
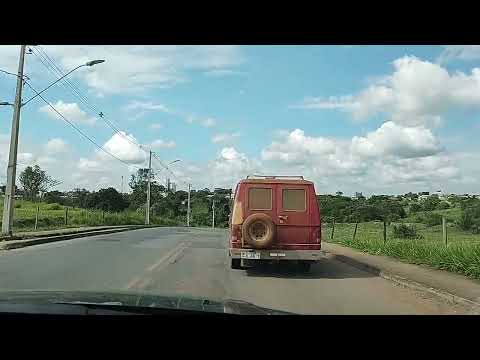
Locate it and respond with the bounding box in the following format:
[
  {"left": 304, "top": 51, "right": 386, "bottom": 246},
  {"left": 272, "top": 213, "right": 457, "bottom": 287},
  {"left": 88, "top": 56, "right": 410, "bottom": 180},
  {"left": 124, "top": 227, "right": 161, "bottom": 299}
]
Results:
[
  {"left": 30, "top": 48, "right": 99, "bottom": 115},
  {"left": 35, "top": 46, "right": 99, "bottom": 112},
  {"left": 24, "top": 81, "right": 144, "bottom": 170},
  {"left": 28, "top": 48, "right": 191, "bottom": 189},
  {"left": 32, "top": 47, "right": 150, "bottom": 156},
  {"left": 151, "top": 152, "right": 188, "bottom": 187}
]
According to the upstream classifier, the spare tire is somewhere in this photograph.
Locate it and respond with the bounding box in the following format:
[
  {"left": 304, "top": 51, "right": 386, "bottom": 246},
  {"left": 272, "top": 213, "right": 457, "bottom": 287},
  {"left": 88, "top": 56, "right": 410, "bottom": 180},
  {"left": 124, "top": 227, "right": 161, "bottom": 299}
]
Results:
[{"left": 242, "top": 213, "right": 276, "bottom": 249}]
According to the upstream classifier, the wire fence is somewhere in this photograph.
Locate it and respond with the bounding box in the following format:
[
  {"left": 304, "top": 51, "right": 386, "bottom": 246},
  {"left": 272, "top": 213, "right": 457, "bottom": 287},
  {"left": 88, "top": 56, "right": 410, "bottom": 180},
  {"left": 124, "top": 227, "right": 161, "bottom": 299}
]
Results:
[
  {"left": 0, "top": 205, "right": 182, "bottom": 233},
  {"left": 321, "top": 218, "right": 480, "bottom": 247}
]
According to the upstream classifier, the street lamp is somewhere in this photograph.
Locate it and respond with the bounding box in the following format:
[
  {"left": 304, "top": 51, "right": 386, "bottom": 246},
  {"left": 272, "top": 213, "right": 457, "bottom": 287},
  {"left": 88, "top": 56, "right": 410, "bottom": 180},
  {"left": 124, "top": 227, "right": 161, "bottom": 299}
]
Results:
[
  {"left": 168, "top": 159, "right": 181, "bottom": 166},
  {"left": 21, "top": 59, "right": 105, "bottom": 107},
  {"left": 2, "top": 45, "right": 105, "bottom": 235}
]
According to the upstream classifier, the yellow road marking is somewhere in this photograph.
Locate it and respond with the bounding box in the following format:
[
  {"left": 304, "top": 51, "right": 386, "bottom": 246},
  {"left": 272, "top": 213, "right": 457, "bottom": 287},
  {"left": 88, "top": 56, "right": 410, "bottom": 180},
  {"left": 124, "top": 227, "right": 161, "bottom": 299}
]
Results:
[
  {"left": 124, "top": 241, "right": 190, "bottom": 289},
  {"left": 146, "top": 242, "right": 187, "bottom": 272}
]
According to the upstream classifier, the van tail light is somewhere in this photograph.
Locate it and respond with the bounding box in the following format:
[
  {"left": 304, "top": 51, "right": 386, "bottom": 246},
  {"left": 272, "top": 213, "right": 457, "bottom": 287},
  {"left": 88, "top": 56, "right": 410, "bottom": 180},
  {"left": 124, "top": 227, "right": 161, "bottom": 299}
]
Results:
[
  {"left": 314, "top": 227, "right": 321, "bottom": 243},
  {"left": 231, "top": 224, "right": 242, "bottom": 247}
]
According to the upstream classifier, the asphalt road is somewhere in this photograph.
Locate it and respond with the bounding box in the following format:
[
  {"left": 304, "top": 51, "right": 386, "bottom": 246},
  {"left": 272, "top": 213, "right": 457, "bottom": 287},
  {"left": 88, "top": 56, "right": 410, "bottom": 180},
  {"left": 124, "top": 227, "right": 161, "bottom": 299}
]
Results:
[{"left": 0, "top": 227, "right": 469, "bottom": 314}]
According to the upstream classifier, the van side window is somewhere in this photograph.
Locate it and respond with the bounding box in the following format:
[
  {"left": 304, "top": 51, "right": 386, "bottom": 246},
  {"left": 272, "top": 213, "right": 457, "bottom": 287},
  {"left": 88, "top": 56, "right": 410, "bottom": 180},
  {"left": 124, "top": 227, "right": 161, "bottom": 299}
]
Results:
[
  {"left": 248, "top": 188, "right": 272, "bottom": 210},
  {"left": 282, "top": 189, "right": 306, "bottom": 211}
]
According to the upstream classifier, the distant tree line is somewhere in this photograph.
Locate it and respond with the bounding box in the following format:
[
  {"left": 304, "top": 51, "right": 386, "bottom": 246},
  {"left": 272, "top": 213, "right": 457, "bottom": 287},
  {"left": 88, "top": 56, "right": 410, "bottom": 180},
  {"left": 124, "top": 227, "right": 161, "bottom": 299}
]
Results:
[
  {"left": 13, "top": 166, "right": 232, "bottom": 228},
  {"left": 317, "top": 194, "right": 406, "bottom": 223},
  {"left": 318, "top": 192, "right": 480, "bottom": 233}
]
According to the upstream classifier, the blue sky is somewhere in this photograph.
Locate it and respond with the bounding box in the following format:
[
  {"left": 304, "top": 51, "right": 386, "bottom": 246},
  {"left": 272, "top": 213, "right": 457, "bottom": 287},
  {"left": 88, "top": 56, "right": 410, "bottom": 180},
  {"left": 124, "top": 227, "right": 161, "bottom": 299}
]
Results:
[{"left": 1, "top": 45, "right": 479, "bottom": 195}]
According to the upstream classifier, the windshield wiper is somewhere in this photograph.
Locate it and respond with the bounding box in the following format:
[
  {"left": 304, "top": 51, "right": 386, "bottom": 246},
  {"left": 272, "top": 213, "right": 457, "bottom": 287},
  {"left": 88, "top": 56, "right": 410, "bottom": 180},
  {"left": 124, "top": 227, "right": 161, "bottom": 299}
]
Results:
[{"left": 52, "top": 300, "right": 224, "bottom": 315}]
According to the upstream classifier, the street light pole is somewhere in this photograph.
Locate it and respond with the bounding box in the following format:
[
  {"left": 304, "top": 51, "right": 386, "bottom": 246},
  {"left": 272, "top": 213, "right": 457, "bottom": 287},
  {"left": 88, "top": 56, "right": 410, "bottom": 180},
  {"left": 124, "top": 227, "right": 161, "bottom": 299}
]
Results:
[
  {"left": 21, "top": 59, "right": 105, "bottom": 107},
  {"left": 146, "top": 150, "right": 152, "bottom": 226},
  {"left": 187, "top": 183, "right": 191, "bottom": 227},
  {"left": 1, "top": 49, "right": 104, "bottom": 236},
  {"left": 2, "top": 45, "right": 26, "bottom": 236},
  {"left": 212, "top": 198, "right": 215, "bottom": 228}
]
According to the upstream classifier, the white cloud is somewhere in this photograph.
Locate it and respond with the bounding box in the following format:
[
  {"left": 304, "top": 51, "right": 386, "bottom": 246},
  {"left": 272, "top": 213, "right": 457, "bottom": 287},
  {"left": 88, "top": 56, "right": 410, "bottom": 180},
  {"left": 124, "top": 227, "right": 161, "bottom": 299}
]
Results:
[
  {"left": 203, "top": 147, "right": 260, "bottom": 189},
  {"left": 34, "top": 45, "right": 244, "bottom": 95},
  {"left": 437, "top": 45, "right": 480, "bottom": 64},
  {"left": 200, "top": 118, "right": 216, "bottom": 127},
  {"left": 36, "top": 156, "right": 57, "bottom": 166},
  {"left": 211, "top": 132, "right": 240, "bottom": 144},
  {"left": 150, "top": 139, "right": 176, "bottom": 149},
  {"left": 259, "top": 124, "right": 458, "bottom": 194},
  {"left": 149, "top": 123, "right": 163, "bottom": 130},
  {"left": 18, "top": 152, "right": 34, "bottom": 164},
  {"left": 294, "top": 55, "right": 480, "bottom": 127},
  {"left": 77, "top": 158, "right": 103, "bottom": 172},
  {"left": 203, "top": 69, "right": 245, "bottom": 77},
  {"left": 39, "top": 100, "right": 97, "bottom": 125},
  {"left": 97, "top": 132, "right": 146, "bottom": 164},
  {"left": 262, "top": 129, "right": 337, "bottom": 164},
  {"left": 350, "top": 121, "right": 441, "bottom": 159},
  {"left": 45, "top": 138, "right": 67, "bottom": 153},
  {"left": 123, "top": 101, "right": 170, "bottom": 113}
]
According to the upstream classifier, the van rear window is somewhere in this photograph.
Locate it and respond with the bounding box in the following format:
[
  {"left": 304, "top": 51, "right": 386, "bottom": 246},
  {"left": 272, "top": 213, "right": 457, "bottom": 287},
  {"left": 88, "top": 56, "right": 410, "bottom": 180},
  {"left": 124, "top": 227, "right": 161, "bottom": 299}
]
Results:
[
  {"left": 282, "top": 189, "right": 306, "bottom": 211},
  {"left": 248, "top": 188, "right": 272, "bottom": 210}
]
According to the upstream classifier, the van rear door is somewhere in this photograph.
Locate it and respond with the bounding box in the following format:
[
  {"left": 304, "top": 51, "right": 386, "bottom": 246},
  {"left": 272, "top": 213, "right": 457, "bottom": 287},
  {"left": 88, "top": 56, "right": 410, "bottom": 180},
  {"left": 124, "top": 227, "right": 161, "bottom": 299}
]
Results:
[{"left": 275, "top": 184, "right": 312, "bottom": 249}]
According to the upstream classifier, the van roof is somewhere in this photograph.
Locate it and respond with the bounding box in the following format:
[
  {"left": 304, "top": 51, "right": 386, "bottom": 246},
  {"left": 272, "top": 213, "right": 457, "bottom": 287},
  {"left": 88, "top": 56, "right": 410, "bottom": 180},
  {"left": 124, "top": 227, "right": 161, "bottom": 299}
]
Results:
[{"left": 239, "top": 178, "right": 313, "bottom": 185}]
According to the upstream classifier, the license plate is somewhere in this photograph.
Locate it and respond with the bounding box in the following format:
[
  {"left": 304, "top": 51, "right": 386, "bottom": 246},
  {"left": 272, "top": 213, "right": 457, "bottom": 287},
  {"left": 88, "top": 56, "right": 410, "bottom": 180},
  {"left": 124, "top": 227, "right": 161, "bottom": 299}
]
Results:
[{"left": 240, "top": 251, "right": 260, "bottom": 259}]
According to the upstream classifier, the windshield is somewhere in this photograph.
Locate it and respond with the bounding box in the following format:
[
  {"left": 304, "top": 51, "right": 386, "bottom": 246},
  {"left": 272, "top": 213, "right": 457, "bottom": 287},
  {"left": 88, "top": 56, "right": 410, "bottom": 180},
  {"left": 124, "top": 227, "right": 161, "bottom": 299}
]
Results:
[{"left": 0, "top": 45, "right": 479, "bottom": 315}]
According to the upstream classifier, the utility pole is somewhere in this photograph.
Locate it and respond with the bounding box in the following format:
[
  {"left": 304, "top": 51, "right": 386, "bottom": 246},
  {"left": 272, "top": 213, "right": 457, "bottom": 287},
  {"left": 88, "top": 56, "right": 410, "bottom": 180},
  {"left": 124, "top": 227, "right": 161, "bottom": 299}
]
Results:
[
  {"left": 2, "top": 45, "right": 26, "bottom": 236},
  {"left": 212, "top": 198, "right": 215, "bottom": 228},
  {"left": 121, "top": 175, "right": 124, "bottom": 194},
  {"left": 145, "top": 150, "right": 152, "bottom": 225},
  {"left": 187, "top": 183, "right": 191, "bottom": 227}
]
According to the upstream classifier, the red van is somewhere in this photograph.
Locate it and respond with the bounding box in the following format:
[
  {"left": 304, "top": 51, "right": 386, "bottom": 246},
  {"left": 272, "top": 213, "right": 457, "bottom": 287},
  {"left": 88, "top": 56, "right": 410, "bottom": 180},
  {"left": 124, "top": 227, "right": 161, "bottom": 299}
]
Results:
[{"left": 229, "top": 175, "right": 321, "bottom": 272}]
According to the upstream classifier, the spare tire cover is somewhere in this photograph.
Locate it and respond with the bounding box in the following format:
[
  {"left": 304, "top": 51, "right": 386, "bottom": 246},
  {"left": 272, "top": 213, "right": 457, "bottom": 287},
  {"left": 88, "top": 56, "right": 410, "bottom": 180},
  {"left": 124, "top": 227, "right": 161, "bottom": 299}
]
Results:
[{"left": 242, "top": 213, "right": 276, "bottom": 249}]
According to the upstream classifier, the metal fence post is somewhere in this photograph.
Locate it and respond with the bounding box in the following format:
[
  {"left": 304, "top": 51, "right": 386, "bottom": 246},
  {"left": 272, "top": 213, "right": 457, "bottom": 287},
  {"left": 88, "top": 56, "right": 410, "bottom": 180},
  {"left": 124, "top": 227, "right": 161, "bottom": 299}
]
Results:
[
  {"left": 383, "top": 221, "right": 387, "bottom": 244},
  {"left": 442, "top": 216, "right": 447, "bottom": 248},
  {"left": 331, "top": 218, "right": 335, "bottom": 240},
  {"left": 34, "top": 205, "right": 39, "bottom": 230},
  {"left": 353, "top": 221, "right": 358, "bottom": 241}
]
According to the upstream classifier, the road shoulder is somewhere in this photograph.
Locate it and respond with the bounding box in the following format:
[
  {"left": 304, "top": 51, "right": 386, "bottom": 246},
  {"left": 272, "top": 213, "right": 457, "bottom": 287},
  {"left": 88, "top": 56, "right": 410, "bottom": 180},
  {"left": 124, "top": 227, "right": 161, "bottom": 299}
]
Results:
[
  {"left": 322, "top": 242, "right": 480, "bottom": 310},
  {"left": 0, "top": 225, "right": 161, "bottom": 250}
]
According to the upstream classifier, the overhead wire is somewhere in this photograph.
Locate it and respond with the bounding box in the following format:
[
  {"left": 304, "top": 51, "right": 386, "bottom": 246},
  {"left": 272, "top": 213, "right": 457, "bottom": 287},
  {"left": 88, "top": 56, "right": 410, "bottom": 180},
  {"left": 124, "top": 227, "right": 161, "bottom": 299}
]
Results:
[
  {"left": 29, "top": 47, "right": 190, "bottom": 188},
  {"left": 23, "top": 81, "right": 143, "bottom": 170}
]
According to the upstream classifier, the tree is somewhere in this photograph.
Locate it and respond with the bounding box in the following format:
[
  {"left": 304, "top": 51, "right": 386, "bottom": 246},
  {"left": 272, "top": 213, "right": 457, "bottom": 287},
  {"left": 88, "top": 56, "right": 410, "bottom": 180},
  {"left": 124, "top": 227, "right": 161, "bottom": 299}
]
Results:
[
  {"left": 437, "top": 201, "right": 450, "bottom": 210},
  {"left": 86, "top": 187, "right": 128, "bottom": 212},
  {"left": 19, "top": 165, "right": 56, "bottom": 201},
  {"left": 129, "top": 168, "right": 152, "bottom": 191},
  {"left": 409, "top": 202, "right": 422, "bottom": 213},
  {"left": 43, "top": 190, "right": 64, "bottom": 204},
  {"left": 422, "top": 195, "right": 441, "bottom": 211},
  {"left": 69, "top": 188, "right": 90, "bottom": 208}
]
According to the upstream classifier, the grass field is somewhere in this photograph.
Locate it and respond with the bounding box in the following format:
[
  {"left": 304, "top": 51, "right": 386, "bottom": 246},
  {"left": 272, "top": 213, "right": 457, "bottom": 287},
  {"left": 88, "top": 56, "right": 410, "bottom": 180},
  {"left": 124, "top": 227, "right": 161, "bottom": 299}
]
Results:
[
  {"left": 0, "top": 199, "right": 182, "bottom": 232},
  {"left": 322, "top": 221, "right": 480, "bottom": 280}
]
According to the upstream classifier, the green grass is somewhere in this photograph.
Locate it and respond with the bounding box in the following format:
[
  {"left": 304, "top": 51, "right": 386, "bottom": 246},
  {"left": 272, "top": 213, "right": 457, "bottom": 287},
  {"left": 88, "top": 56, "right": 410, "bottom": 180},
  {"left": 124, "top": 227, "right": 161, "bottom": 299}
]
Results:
[
  {"left": 322, "top": 221, "right": 480, "bottom": 280},
  {"left": 403, "top": 207, "right": 462, "bottom": 223},
  {"left": 0, "top": 199, "right": 182, "bottom": 233}
]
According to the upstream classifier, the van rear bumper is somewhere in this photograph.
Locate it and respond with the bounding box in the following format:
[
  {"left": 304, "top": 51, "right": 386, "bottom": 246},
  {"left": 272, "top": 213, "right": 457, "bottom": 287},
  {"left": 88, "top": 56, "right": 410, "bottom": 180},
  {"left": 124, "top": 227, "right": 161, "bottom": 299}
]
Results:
[{"left": 229, "top": 248, "right": 323, "bottom": 261}]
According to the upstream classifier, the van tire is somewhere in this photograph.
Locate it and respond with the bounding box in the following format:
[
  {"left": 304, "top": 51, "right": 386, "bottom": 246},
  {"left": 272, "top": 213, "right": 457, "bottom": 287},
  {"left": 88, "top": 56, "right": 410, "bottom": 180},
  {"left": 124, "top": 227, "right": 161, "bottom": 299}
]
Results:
[
  {"left": 231, "top": 258, "right": 242, "bottom": 270},
  {"left": 299, "top": 261, "right": 311, "bottom": 273},
  {"left": 242, "top": 213, "right": 276, "bottom": 249}
]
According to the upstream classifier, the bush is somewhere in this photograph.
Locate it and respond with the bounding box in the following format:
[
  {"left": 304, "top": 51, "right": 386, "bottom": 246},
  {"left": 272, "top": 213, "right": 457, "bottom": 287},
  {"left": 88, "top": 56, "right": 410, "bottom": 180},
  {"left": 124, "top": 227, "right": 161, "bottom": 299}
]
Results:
[
  {"left": 437, "top": 201, "right": 450, "bottom": 210},
  {"left": 14, "top": 203, "right": 22, "bottom": 208},
  {"left": 424, "top": 213, "right": 443, "bottom": 226},
  {"left": 47, "top": 203, "right": 62, "bottom": 210},
  {"left": 393, "top": 224, "right": 423, "bottom": 239}
]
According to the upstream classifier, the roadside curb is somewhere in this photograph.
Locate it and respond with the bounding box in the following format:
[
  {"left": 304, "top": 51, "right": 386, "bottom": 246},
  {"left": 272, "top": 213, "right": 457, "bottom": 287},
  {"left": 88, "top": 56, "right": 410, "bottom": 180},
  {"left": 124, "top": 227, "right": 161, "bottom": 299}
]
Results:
[
  {"left": 0, "top": 225, "right": 162, "bottom": 250},
  {"left": 323, "top": 250, "right": 480, "bottom": 311}
]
